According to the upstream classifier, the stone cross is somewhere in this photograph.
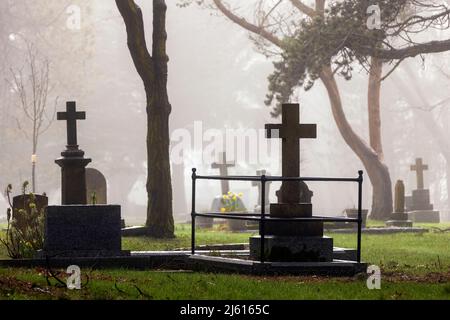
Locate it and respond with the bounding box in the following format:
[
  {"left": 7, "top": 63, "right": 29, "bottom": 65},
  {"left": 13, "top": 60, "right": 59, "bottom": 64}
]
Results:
[
  {"left": 265, "top": 103, "right": 316, "bottom": 203},
  {"left": 252, "top": 169, "right": 272, "bottom": 207},
  {"left": 211, "top": 152, "right": 235, "bottom": 194},
  {"left": 410, "top": 158, "right": 428, "bottom": 190},
  {"left": 57, "top": 101, "right": 86, "bottom": 148}
]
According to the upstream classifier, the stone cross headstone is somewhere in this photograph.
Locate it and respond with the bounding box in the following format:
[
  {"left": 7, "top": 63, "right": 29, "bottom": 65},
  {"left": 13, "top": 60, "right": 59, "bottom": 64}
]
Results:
[
  {"left": 86, "top": 168, "right": 107, "bottom": 204},
  {"left": 410, "top": 158, "right": 428, "bottom": 190},
  {"left": 55, "top": 101, "right": 91, "bottom": 205},
  {"left": 265, "top": 104, "right": 316, "bottom": 203},
  {"left": 251, "top": 169, "right": 272, "bottom": 207},
  {"left": 211, "top": 151, "right": 235, "bottom": 195},
  {"left": 250, "top": 103, "right": 333, "bottom": 262}
]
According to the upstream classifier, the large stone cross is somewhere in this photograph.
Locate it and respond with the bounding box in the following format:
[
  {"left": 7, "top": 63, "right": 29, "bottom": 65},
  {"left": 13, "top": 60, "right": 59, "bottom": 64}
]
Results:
[
  {"left": 211, "top": 151, "right": 235, "bottom": 194},
  {"left": 252, "top": 169, "right": 272, "bottom": 207},
  {"left": 265, "top": 103, "right": 316, "bottom": 203},
  {"left": 410, "top": 158, "right": 428, "bottom": 190},
  {"left": 57, "top": 101, "right": 86, "bottom": 148}
]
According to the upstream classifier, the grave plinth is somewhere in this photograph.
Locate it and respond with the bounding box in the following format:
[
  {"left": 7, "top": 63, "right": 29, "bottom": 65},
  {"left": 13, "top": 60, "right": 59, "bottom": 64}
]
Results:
[
  {"left": 41, "top": 205, "right": 128, "bottom": 257},
  {"left": 407, "top": 158, "right": 440, "bottom": 223},
  {"left": 249, "top": 104, "right": 333, "bottom": 262}
]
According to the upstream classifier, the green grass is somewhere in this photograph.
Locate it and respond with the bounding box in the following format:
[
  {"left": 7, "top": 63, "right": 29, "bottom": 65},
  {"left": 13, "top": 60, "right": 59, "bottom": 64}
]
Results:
[
  {"left": 1, "top": 267, "right": 449, "bottom": 300},
  {"left": 1, "top": 222, "right": 450, "bottom": 299}
]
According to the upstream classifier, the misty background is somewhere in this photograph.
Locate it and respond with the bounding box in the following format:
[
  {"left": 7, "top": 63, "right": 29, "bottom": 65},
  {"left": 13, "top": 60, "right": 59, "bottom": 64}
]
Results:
[{"left": 0, "top": 1, "right": 449, "bottom": 224}]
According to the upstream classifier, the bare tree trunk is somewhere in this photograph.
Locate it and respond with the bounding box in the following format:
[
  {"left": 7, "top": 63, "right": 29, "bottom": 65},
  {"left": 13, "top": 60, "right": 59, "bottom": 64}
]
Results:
[
  {"left": 117, "top": 0, "right": 174, "bottom": 238},
  {"left": 320, "top": 66, "right": 393, "bottom": 219},
  {"left": 368, "top": 57, "right": 384, "bottom": 160}
]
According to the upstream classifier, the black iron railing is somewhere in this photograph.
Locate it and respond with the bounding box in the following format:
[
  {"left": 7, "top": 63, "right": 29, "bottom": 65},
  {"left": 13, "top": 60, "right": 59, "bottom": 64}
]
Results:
[{"left": 191, "top": 169, "right": 364, "bottom": 263}]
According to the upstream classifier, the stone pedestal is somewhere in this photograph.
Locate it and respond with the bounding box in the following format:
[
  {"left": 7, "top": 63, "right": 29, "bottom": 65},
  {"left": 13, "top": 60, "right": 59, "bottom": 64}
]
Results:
[
  {"left": 250, "top": 235, "right": 333, "bottom": 262},
  {"left": 55, "top": 148, "right": 91, "bottom": 205},
  {"left": 411, "top": 189, "right": 433, "bottom": 211},
  {"left": 386, "top": 212, "right": 413, "bottom": 228},
  {"left": 250, "top": 201, "right": 333, "bottom": 262},
  {"left": 41, "top": 205, "right": 129, "bottom": 257},
  {"left": 408, "top": 210, "right": 440, "bottom": 223}
]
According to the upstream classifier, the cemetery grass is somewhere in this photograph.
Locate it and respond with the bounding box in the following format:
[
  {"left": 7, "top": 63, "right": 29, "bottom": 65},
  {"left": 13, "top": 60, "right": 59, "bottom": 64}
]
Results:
[{"left": 1, "top": 223, "right": 450, "bottom": 299}]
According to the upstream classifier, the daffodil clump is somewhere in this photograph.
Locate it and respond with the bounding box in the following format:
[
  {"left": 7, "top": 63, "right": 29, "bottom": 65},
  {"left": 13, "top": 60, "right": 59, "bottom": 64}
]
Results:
[{"left": 220, "top": 191, "right": 244, "bottom": 213}]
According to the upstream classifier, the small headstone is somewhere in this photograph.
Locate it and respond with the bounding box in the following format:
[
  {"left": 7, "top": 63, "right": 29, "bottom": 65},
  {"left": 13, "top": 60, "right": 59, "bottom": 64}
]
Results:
[
  {"left": 211, "top": 151, "right": 235, "bottom": 195},
  {"left": 407, "top": 158, "right": 440, "bottom": 223},
  {"left": 86, "top": 168, "right": 107, "bottom": 204},
  {"left": 386, "top": 180, "right": 413, "bottom": 227}
]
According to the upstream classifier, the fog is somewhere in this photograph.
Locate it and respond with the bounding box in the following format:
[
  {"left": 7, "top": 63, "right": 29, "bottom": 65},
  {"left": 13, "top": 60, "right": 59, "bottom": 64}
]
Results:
[{"left": 1, "top": 1, "right": 449, "bottom": 224}]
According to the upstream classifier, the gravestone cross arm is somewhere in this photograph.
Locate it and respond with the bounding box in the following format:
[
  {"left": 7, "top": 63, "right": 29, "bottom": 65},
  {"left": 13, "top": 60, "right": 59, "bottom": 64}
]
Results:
[
  {"left": 265, "top": 103, "right": 317, "bottom": 203},
  {"left": 410, "top": 158, "right": 428, "bottom": 190},
  {"left": 57, "top": 101, "right": 86, "bottom": 147}
]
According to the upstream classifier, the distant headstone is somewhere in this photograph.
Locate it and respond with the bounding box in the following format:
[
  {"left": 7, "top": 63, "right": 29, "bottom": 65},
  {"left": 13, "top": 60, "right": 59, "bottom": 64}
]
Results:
[
  {"left": 86, "top": 168, "right": 107, "bottom": 204},
  {"left": 250, "top": 103, "right": 333, "bottom": 262},
  {"left": 252, "top": 169, "right": 272, "bottom": 209},
  {"left": 386, "top": 180, "right": 413, "bottom": 227},
  {"left": 407, "top": 158, "right": 440, "bottom": 223},
  {"left": 211, "top": 152, "right": 235, "bottom": 195}
]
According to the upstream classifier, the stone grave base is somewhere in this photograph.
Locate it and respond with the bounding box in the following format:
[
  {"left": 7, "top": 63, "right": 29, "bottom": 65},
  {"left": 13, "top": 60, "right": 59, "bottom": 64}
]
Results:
[
  {"left": 44, "top": 205, "right": 125, "bottom": 257},
  {"left": 36, "top": 249, "right": 130, "bottom": 258},
  {"left": 0, "top": 245, "right": 365, "bottom": 276},
  {"left": 386, "top": 220, "right": 413, "bottom": 228},
  {"left": 408, "top": 210, "right": 440, "bottom": 223},
  {"left": 249, "top": 235, "right": 333, "bottom": 262}
]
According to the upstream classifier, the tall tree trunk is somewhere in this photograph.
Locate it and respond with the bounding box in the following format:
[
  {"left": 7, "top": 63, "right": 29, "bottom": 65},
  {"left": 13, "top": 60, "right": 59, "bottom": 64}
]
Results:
[
  {"left": 117, "top": 0, "right": 174, "bottom": 238},
  {"left": 320, "top": 66, "right": 393, "bottom": 219},
  {"left": 368, "top": 57, "right": 384, "bottom": 160}
]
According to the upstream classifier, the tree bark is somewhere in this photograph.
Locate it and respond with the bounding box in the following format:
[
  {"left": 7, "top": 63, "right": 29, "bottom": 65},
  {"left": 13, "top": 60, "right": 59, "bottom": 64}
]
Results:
[
  {"left": 368, "top": 57, "right": 384, "bottom": 160},
  {"left": 116, "top": 0, "right": 174, "bottom": 238},
  {"left": 320, "top": 66, "right": 393, "bottom": 219}
]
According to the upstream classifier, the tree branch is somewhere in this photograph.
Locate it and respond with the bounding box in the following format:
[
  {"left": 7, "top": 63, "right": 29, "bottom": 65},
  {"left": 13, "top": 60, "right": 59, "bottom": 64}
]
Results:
[
  {"left": 289, "top": 0, "right": 317, "bottom": 17},
  {"left": 116, "top": 0, "right": 154, "bottom": 88},
  {"left": 213, "top": 0, "right": 282, "bottom": 47}
]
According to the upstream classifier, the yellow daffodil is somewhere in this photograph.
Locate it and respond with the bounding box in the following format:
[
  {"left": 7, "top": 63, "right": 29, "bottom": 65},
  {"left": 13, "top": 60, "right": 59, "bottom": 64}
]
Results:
[
  {"left": 238, "top": 193, "right": 243, "bottom": 197},
  {"left": 220, "top": 208, "right": 226, "bottom": 213},
  {"left": 223, "top": 195, "right": 229, "bottom": 200}
]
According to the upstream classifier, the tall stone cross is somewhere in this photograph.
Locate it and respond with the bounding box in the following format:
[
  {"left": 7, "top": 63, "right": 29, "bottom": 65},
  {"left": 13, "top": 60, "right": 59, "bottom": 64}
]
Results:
[
  {"left": 410, "top": 158, "right": 428, "bottom": 190},
  {"left": 265, "top": 103, "right": 317, "bottom": 203},
  {"left": 252, "top": 169, "right": 272, "bottom": 207},
  {"left": 57, "top": 101, "right": 86, "bottom": 148},
  {"left": 211, "top": 152, "right": 235, "bottom": 194},
  {"left": 55, "top": 101, "right": 91, "bottom": 205}
]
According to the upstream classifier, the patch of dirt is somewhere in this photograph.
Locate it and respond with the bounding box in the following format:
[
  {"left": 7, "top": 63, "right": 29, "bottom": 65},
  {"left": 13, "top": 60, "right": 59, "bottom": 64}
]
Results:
[{"left": 0, "top": 276, "right": 55, "bottom": 298}]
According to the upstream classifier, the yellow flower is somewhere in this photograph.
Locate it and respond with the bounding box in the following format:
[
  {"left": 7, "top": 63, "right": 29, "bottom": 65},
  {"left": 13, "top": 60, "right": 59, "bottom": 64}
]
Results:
[
  {"left": 220, "top": 208, "right": 226, "bottom": 213},
  {"left": 228, "top": 191, "right": 233, "bottom": 196},
  {"left": 223, "top": 195, "right": 229, "bottom": 200},
  {"left": 232, "top": 196, "right": 237, "bottom": 201},
  {"left": 238, "top": 193, "right": 243, "bottom": 197}
]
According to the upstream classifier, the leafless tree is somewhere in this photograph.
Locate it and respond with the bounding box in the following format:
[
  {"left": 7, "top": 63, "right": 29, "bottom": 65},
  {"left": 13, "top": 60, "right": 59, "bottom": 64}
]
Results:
[{"left": 8, "top": 41, "right": 57, "bottom": 193}]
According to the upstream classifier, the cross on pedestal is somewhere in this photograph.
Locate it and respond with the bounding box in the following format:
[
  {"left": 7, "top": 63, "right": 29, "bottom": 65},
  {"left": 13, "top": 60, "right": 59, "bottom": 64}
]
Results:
[
  {"left": 265, "top": 103, "right": 317, "bottom": 203},
  {"left": 410, "top": 158, "right": 428, "bottom": 190},
  {"left": 211, "top": 152, "right": 235, "bottom": 195},
  {"left": 55, "top": 101, "right": 91, "bottom": 205},
  {"left": 252, "top": 169, "right": 272, "bottom": 207},
  {"left": 57, "top": 101, "right": 86, "bottom": 148}
]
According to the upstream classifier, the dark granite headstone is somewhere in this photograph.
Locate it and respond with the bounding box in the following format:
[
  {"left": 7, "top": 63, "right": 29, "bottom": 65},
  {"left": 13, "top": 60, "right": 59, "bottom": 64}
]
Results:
[{"left": 42, "top": 205, "right": 128, "bottom": 257}]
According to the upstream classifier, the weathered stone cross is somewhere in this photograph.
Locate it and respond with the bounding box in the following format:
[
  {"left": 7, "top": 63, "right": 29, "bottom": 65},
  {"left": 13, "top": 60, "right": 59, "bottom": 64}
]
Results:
[
  {"left": 57, "top": 101, "right": 86, "bottom": 148},
  {"left": 410, "top": 158, "right": 428, "bottom": 190},
  {"left": 211, "top": 151, "right": 235, "bottom": 194},
  {"left": 252, "top": 169, "right": 272, "bottom": 207},
  {"left": 265, "top": 103, "right": 317, "bottom": 203}
]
